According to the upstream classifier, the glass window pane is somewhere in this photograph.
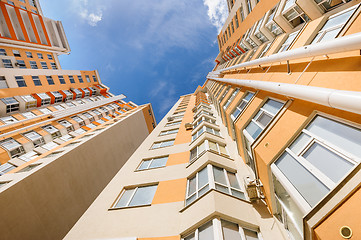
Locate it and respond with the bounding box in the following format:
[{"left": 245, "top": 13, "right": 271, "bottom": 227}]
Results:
[
  {"left": 150, "top": 157, "right": 167, "bottom": 168},
  {"left": 289, "top": 132, "right": 311, "bottom": 154},
  {"left": 128, "top": 185, "right": 157, "bottom": 206},
  {"left": 227, "top": 172, "right": 240, "bottom": 189},
  {"left": 213, "top": 167, "right": 227, "bottom": 185},
  {"left": 215, "top": 184, "right": 229, "bottom": 193},
  {"left": 219, "top": 145, "right": 227, "bottom": 155},
  {"left": 198, "top": 141, "right": 206, "bottom": 154},
  {"left": 221, "top": 220, "right": 242, "bottom": 240},
  {"left": 244, "top": 229, "right": 259, "bottom": 240},
  {"left": 185, "top": 233, "right": 195, "bottom": 240},
  {"left": 139, "top": 160, "right": 151, "bottom": 170},
  {"left": 115, "top": 189, "right": 134, "bottom": 208},
  {"left": 257, "top": 113, "right": 272, "bottom": 127},
  {"left": 198, "top": 167, "right": 209, "bottom": 188},
  {"left": 323, "top": 9, "right": 354, "bottom": 30},
  {"left": 198, "top": 221, "right": 214, "bottom": 240},
  {"left": 245, "top": 121, "right": 262, "bottom": 140},
  {"left": 198, "top": 184, "right": 209, "bottom": 197},
  {"left": 302, "top": 142, "right": 353, "bottom": 183},
  {"left": 209, "top": 141, "right": 218, "bottom": 151},
  {"left": 262, "top": 99, "right": 283, "bottom": 115},
  {"left": 188, "top": 176, "right": 196, "bottom": 195},
  {"left": 275, "top": 152, "right": 329, "bottom": 206},
  {"left": 307, "top": 116, "right": 361, "bottom": 159}
]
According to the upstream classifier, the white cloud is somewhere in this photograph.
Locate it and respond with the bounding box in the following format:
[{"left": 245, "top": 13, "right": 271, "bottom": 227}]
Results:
[
  {"left": 71, "top": 0, "right": 104, "bottom": 26},
  {"left": 203, "top": 0, "right": 228, "bottom": 33}
]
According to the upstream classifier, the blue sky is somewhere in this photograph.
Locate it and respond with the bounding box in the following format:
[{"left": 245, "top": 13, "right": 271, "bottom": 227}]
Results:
[{"left": 39, "top": 0, "right": 227, "bottom": 122}]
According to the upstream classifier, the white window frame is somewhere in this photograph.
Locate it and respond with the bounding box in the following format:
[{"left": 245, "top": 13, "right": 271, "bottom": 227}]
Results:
[
  {"left": 165, "top": 121, "right": 181, "bottom": 127},
  {"left": 223, "top": 88, "right": 240, "bottom": 110},
  {"left": 190, "top": 139, "right": 228, "bottom": 163},
  {"left": 159, "top": 128, "right": 179, "bottom": 136},
  {"left": 230, "top": 92, "right": 255, "bottom": 121},
  {"left": 192, "top": 125, "right": 221, "bottom": 142},
  {"left": 23, "top": 131, "right": 45, "bottom": 147},
  {"left": 42, "top": 125, "right": 61, "bottom": 139},
  {"left": 0, "top": 138, "right": 25, "bottom": 158},
  {"left": 137, "top": 156, "right": 168, "bottom": 170},
  {"left": 112, "top": 184, "right": 158, "bottom": 209},
  {"left": 151, "top": 139, "right": 175, "bottom": 149}
]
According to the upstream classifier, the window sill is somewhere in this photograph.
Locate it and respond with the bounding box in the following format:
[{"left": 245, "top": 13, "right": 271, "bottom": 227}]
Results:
[
  {"left": 179, "top": 188, "right": 249, "bottom": 213},
  {"left": 108, "top": 203, "right": 152, "bottom": 211}
]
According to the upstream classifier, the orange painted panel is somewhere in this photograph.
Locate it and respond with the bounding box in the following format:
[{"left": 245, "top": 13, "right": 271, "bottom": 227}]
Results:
[
  {"left": 166, "top": 151, "right": 190, "bottom": 166},
  {"left": 152, "top": 178, "right": 187, "bottom": 205},
  {"left": 314, "top": 186, "right": 361, "bottom": 240},
  {"left": 12, "top": 113, "right": 25, "bottom": 120},
  {"left": 31, "top": 109, "right": 43, "bottom": 116},
  {"left": 174, "top": 95, "right": 195, "bottom": 145},
  {"left": 142, "top": 105, "right": 155, "bottom": 134},
  {"left": 0, "top": 149, "right": 10, "bottom": 164}
]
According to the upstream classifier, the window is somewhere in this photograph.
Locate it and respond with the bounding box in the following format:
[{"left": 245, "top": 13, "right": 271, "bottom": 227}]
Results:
[
  {"left": 58, "top": 119, "right": 74, "bottom": 132},
  {"left": 22, "top": 111, "right": 36, "bottom": 119},
  {"left": 50, "top": 62, "right": 57, "bottom": 69},
  {"left": 246, "top": 0, "right": 252, "bottom": 13},
  {"left": 40, "top": 61, "right": 48, "bottom": 69},
  {"left": 282, "top": 0, "right": 309, "bottom": 28},
  {"left": 186, "top": 165, "right": 244, "bottom": 206},
  {"left": 37, "top": 93, "right": 51, "bottom": 106},
  {"left": 193, "top": 116, "right": 216, "bottom": 128},
  {"left": 58, "top": 75, "right": 66, "bottom": 84},
  {"left": 243, "top": 99, "right": 284, "bottom": 173},
  {"left": 239, "top": 5, "right": 245, "bottom": 21},
  {"left": 23, "top": 131, "right": 45, "bottom": 147},
  {"left": 159, "top": 128, "right": 178, "bottom": 136},
  {"left": 1, "top": 97, "right": 19, "bottom": 113},
  {"left": 15, "top": 76, "right": 26, "bottom": 87},
  {"left": 18, "top": 151, "right": 39, "bottom": 162},
  {"left": 223, "top": 88, "right": 240, "bottom": 110},
  {"left": 16, "top": 60, "right": 26, "bottom": 68},
  {"left": 47, "top": 54, "right": 53, "bottom": 60},
  {"left": 83, "top": 112, "right": 95, "bottom": 122},
  {"left": 92, "top": 75, "right": 98, "bottom": 82},
  {"left": 194, "top": 110, "right": 213, "bottom": 120},
  {"left": 12, "top": 50, "right": 21, "bottom": 57},
  {"left": 2, "top": 59, "right": 13, "bottom": 68},
  {"left": 0, "top": 116, "right": 18, "bottom": 124},
  {"left": 42, "top": 125, "right": 61, "bottom": 139},
  {"left": 39, "top": 108, "right": 52, "bottom": 114},
  {"left": 137, "top": 156, "right": 168, "bottom": 170},
  {"left": 37, "top": 53, "right": 43, "bottom": 59},
  {"left": 21, "top": 95, "right": 36, "bottom": 109},
  {"left": 0, "top": 138, "right": 25, "bottom": 158},
  {"left": 219, "top": 86, "right": 231, "bottom": 103},
  {"left": 71, "top": 116, "right": 85, "bottom": 127},
  {"left": 258, "top": 42, "right": 272, "bottom": 59},
  {"left": 29, "top": 61, "right": 38, "bottom": 69},
  {"left": 69, "top": 76, "right": 75, "bottom": 83},
  {"left": 86, "top": 75, "right": 91, "bottom": 82},
  {"left": 32, "top": 76, "right": 42, "bottom": 86},
  {"left": 112, "top": 184, "right": 158, "bottom": 208},
  {"left": 78, "top": 75, "right": 84, "bottom": 83},
  {"left": 52, "top": 91, "right": 63, "bottom": 103},
  {"left": 26, "top": 51, "right": 33, "bottom": 58},
  {"left": 0, "top": 76, "right": 8, "bottom": 89},
  {"left": 190, "top": 139, "right": 228, "bottom": 162},
  {"left": 73, "top": 89, "right": 83, "bottom": 99},
  {"left": 278, "top": 30, "right": 299, "bottom": 52},
  {"left": 165, "top": 121, "right": 181, "bottom": 127},
  {"left": 0, "top": 163, "right": 16, "bottom": 175},
  {"left": 82, "top": 88, "right": 90, "bottom": 97},
  {"left": 0, "top": 48, "right": 6, "bottom": 56},
  {"left": 192, "top": 125, "right": 220, "bottom": 141},
  {"left": 235, "top": 14, "right": 239, "bottom": 28},
  {"left": 151, "top": 139, "right": 174, "bottom": 149},
  {"left": 62, "top": 90, "right": 74, "bottom": 101},
  {"left": 231, "top": 92, "right": 255, "bottom": 121},
  {"left": 46, "top": 76, "right": 54, "bottom": 85},
  {"left": 312, "top": 5, "right": 357, "bottom": 44}
]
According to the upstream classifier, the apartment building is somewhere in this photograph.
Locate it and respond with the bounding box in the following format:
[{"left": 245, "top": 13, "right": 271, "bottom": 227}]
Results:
[
  {"left": 0, "top": 0, "right": 156, "bottom": 239},
  {"left": 65, "top": 0, "right": 361, "bottom": 240}
]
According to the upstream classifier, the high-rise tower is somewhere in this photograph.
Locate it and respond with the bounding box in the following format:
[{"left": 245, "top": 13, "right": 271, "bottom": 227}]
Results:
[
  {"left": 0, "top": 0, "right": 156, "bottom": 239},
  {"left": 65, "top": 0, "right": 361, "bottom": 240}
]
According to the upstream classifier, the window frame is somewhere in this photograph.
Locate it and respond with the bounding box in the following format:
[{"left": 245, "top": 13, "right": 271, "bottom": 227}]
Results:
[
  {"left": 111, "top": 184, "right": 158, "bottom": 209},
  {"left": 137, "top": 156, "right": 168, "bottom": 171}
]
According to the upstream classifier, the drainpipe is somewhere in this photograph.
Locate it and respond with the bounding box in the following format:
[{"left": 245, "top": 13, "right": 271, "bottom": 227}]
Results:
[{"left": 209, "top": 77, "right": 361, "bottom": 115}]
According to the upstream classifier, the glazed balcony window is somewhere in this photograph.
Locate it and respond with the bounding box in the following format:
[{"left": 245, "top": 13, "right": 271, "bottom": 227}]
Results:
[
  {"left": 271, "top": 115, "right": 361, "bottom": 239},
  {"left": 183, "top": 218, "right": 260, "bottom": 240},
  {"left": 0, "top": 138, "right": 25, "bottom": 158},
  {"left": 192, "top": 125, "right": 220, "bottom": 141},
  {"left": 193, "top": 116, "right": 216, "bottom": 128},
  {"left": 315, "top": 0, "right": 352, "bottom": 12},
  {"left": 1, "top": 97, "right": 19, "bottom": 113},
  {"left": 23, "top": 131, "right": 45, "bottom": 147},
  {"left": 71, "top": 116, "right": 85, "bottom": 127},
  {"left": 190, "top": 139, "right": 228, "bottom": 163},
  {"left": 37, "top": 93, "right": 51, "bottom": 106},
  {"left": 223, "top": 88, "right": 240, "bottom": 110},
  {"left": 282, "top": 0, "right": 309, "bottom": 28},
  {"left": 42, "top": 125, "right": 61, "bottom": 139},
  {"left": 243, "top": 99, "right": 284, "bottom": 173},
  {"left": 58, "top": 119, "right": 74, "bottom": 132},
  {"left": 312, "top": 5, "right": 358, "bottom": 44},
  {"left": 278, "top": 30, "right": 300, "bottom": 52},
  {"left": 0, "top": 116, "right": 18, "bottom": 124},
  {"left": 52, "top": 91, "right": 64, "bottom": 103}
]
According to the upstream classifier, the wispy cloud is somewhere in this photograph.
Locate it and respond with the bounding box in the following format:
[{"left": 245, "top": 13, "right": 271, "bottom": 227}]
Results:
[
  {"left": 203, "top": 0, "right": 228, "bottom": 33},
  {"left": 71, "top": 0, "right": 104, "bottom": 26},
  {"left": 149, "top": 80, "right": 177, "bottom": 114}
]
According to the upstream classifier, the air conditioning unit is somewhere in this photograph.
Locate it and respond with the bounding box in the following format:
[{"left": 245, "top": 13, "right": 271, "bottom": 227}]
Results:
[
  {"left": 244, "top": 177, "right": 259, "bottom": 201},
  {"left": 14, "top": 62, "right": 19, "bottom": 66},
  {"left": 185, "top": 123, "right": 193, "bottom": 130},
  {"left": 167, "top": 117, "right": 174, "bottom": 121}
]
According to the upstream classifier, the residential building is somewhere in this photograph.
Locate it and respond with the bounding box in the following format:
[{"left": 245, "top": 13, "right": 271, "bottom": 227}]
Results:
[
  {"left": 0, "top": 0, "right": 156, "bottom": 239},
  {"left": 66, "top": 0, "right": 361, "bottom": 240}
]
